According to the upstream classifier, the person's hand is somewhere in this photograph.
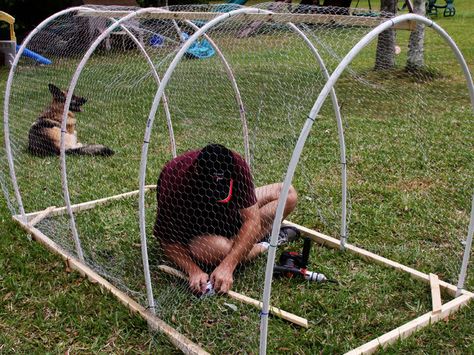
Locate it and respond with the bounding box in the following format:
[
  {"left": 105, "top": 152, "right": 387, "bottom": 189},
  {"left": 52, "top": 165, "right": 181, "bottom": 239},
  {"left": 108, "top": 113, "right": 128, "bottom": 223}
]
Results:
[
  {"left": 210, "top": 263, "right": 235, "bottom": 293},
  {"left": 189, "top": 270, "right": 209, "bottom": 295}
]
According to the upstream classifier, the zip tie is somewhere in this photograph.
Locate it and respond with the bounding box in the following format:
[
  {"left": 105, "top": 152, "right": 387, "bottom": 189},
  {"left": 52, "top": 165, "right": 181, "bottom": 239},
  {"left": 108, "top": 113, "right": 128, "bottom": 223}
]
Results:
[
  {"left": 143, "top": 140, "right": 149, "bottom": 144},
  {"left": 307, "top": 115, "right": 315, "bottom": 122},
  {"left": 260, "top": 311, "right": 269, "bottom": 317},
  {"left": 269, "top": 243, "right": 278, "bottom": 248}
]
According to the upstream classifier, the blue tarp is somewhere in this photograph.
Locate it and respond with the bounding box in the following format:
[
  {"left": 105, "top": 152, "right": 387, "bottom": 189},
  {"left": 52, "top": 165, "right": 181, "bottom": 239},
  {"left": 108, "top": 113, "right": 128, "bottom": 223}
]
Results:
[{"left": 182, "top": 32, "right": 215, "bottom": 60}]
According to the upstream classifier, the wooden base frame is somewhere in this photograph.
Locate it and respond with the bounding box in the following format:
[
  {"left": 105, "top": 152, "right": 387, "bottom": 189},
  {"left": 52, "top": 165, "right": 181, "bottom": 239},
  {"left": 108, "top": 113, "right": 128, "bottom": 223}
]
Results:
[
  {"left": 11, "top": 189, "right": 474, "bottom": 354},
  {"left": 12, "top": 214, "right": 208, "bottom": 355},
  {"left": 283, "top": 220, "right": 474, "bottom": 354}
]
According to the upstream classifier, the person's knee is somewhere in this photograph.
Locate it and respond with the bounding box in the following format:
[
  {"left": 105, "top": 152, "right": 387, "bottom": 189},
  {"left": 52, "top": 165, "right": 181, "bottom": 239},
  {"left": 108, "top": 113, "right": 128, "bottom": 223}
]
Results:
[{"left": 189, "top": 235, "right": 232, "bottom": 264}]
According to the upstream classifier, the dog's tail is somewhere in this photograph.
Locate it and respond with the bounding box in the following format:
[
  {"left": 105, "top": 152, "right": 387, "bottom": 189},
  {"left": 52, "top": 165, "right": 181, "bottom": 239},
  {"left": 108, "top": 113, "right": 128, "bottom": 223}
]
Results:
[{"left": 66, "top": 144, "right": 114, "bottom": 156}]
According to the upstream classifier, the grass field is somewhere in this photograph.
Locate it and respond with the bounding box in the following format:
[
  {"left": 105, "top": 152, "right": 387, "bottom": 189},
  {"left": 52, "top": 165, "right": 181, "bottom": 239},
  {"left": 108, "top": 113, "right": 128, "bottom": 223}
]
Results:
[{"left": 1, "top": 1, "right": 473, "bottom": 353}]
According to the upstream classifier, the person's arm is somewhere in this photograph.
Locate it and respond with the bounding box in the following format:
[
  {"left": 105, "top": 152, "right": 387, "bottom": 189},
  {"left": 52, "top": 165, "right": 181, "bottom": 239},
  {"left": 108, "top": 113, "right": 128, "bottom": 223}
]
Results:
[
  {"left": 161, "top": 241, "right": 209, "bottom": 294},
  {"left": 210, "top": 204, "right": 261, "bottom": 293}
]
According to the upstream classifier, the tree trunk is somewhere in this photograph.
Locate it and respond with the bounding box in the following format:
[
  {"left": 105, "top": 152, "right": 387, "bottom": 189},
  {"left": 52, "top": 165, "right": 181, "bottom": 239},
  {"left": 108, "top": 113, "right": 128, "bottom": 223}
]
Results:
[
  {"left": 374, "top": 0, "right": 397, "bottom": 71},
  {"left": 406, "top": 0, "right": 426, "bottom": 72}
]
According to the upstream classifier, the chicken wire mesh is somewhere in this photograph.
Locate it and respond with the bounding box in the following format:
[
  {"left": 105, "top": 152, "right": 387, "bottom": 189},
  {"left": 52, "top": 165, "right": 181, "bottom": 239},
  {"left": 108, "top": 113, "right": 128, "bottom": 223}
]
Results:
[{"left": 1, "top": 3, "right": 473, "bottom": 353}]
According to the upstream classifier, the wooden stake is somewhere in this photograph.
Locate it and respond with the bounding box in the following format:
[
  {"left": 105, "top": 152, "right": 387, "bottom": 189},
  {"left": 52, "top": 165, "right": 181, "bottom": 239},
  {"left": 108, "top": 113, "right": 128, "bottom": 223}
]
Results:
[
  {"left": 157, "top": 265, "right": 309, "bottom": 328},
  {"left": 13, "top": 216, "right": 209, "bottom": 355},
  {"left": 429, "top": 273, "right": 442, "bottom": 314}
]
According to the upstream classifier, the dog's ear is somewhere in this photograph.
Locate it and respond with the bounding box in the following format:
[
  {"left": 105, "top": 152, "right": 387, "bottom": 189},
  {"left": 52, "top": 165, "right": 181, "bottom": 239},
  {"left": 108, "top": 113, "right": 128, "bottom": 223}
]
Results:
[
  {"left": 48, "top": 84, "right": 65, "bottom": 102},
  {"left": 76, "top": 96, "right": 87, "bottom": 105}
]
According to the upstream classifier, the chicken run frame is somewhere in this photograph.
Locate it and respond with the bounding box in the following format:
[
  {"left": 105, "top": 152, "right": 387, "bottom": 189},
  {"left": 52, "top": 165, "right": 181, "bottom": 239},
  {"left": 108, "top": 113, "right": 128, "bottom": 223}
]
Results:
[{"left": 2, "top": 4, "right": 474, "bottom": 354}]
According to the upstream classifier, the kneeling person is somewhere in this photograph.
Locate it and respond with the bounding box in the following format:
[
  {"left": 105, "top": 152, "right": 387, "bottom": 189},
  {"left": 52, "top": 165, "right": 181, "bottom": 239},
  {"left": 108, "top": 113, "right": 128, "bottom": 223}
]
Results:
[{"left": 154, "top": 144, "right": 298, "bottom": 294}]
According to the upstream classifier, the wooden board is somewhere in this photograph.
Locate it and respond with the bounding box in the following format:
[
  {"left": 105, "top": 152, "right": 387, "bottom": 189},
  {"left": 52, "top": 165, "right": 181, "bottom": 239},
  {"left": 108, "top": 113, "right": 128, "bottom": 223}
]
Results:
[
  {"left": 283, "top": 220, "right": 471, "bottom": 298},
  {"left": 13, "top": 216, "right": 209, "bottom": 355},
  {"left": 27, "top": 205, "right": 56, "bottom": 227},
  {"left": 17, "top": 185, "right": 157, "bottom": 221},
  {"left": 157, "top": 265, "right": 309, "bottom": 328},
  {"left": 430, "top": 273, "right": 442, "bottom": 314},
  {"left": 77, "top": 10, "right": 415, "bottom": 30}
]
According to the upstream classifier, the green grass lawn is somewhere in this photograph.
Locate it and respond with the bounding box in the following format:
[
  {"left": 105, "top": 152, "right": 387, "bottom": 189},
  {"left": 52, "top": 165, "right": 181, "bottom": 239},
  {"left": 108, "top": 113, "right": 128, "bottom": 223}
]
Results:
[{"left": 1, "top": 1, "right": 473, "bottom": 353}]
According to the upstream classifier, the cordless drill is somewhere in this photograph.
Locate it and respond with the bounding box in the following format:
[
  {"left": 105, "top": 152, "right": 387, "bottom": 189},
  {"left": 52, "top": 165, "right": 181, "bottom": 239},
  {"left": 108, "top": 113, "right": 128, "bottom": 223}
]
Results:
[{"left": 274, "top": 237, "right": 336, "bottom": 283}]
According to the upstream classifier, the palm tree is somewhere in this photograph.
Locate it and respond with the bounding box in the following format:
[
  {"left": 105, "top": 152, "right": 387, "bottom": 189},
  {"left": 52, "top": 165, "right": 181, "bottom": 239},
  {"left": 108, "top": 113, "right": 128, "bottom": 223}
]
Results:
[
  {"left": 374, "top": 0, "right": 397, "bottom": 70},
  {"left": 406, "top": 0, "right": 426, "bottom": 72}
]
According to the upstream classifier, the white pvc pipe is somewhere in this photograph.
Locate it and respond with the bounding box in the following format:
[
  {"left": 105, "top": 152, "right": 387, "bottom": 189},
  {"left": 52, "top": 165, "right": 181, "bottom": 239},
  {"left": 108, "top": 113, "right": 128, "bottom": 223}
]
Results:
[
  {"left": 172, "top": 19, "right": 187, "bottom": 43},
  {"left": 62, "top": 11, "right": 182, "bottom": 263},
  {"left": 288, "top": 23, "right": 348, "bottom": 250},
  {"left": 59, "top": 6, "right": 255, "bottom": 316},
  {"left": 259, "top": 13, "right": 474, "bottom": 354},
  {"left": 138, "top": 11, "right": 251, "bottom": 312},
  {"left": 107, "top": 16, "right": 177, "bottom": 308},
  {"left": 58, "top": 7, "right": 180, "bottom": 313},
  {"left": 110, "top": 18, "right": 176, "bottom": 158},
  {"left": 137, "top": 9, "right": 349, "bottom": 354},
  {"left": 456, "top": 195, "right": 474, "bottom": 296},
  {"left": 3, "top": 7, "right": 93, "bottom": 223},
  {"left": 58, "top": 9, "right": 173, "bottom": 264},
  {"left": 138, "top": 9, "right": 345, "bottom": 353},
  {"left": 136, "top": 6, "right": 264, "bottom": 317},
  {"left": 109, "top": 12, "right": 250, "bottom": 312},
  {"left": 169, "top": 16, "right": 250, "bottom": 161},
  {"left": 182, "top": 19, "right": 250, "bottom": 163}
]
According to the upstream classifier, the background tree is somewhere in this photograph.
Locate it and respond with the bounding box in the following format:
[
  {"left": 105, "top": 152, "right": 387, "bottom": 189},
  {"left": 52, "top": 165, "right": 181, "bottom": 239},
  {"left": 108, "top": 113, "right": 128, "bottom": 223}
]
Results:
[
  {"left": 406, "top": 0, "right": 426, "bottom": 72},
  {"left": 374, "top": 0, "right": 397, "bottom": 70}
]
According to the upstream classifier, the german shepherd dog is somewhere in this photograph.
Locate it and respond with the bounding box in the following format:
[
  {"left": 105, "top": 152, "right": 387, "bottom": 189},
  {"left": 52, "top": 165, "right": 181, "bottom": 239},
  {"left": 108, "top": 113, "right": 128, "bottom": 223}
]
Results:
[{"left": 28, "top": 84, "right": 114, "bottom": 157}]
